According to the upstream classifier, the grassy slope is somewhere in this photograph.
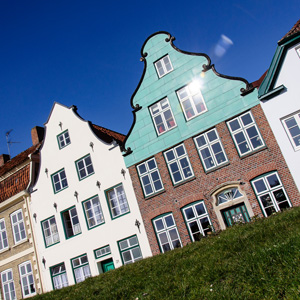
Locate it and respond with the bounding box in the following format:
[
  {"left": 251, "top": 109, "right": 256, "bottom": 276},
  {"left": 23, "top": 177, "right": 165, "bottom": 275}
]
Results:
[{"left": 33, "top": 208, "right": 300, "bottom": 300}]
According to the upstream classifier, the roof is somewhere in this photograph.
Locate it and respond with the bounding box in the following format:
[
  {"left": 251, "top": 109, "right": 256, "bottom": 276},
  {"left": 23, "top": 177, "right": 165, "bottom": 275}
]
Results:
[
  {"left": 0, "top": 143, "right": 41, "bottom": 203},
  {"left": 252, "top": 70, "right": 268, "bottom": 89},
  {"left": 279, "top": 19, "right": 300, "bottom": 44},
  {"left": 0, "top": 143, "right": 41, "bottom": 177},
  {"left": 91, "top": 123, "right": 125, "bottom": 144}
]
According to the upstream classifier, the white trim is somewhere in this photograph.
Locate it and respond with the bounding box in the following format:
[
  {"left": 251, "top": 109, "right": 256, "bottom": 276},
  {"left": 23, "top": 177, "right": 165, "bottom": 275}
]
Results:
[{"left": 154, "top": 55, "right": 173, "bottom": 78}]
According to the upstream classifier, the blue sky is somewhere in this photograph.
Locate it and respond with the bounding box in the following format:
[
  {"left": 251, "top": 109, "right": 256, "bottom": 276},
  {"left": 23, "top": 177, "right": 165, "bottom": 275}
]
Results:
[{"left": 0, "top": 0, "right": 299, "bottom": 157}]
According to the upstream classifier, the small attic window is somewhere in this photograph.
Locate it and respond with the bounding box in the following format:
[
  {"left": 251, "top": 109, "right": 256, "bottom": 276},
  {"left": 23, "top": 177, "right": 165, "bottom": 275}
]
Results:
[
  {"left": 296, "top": 46, "right": 300, "bottom": 58},
  {"left": 154, "top": 55, "right": 173, "bottom": 78}
]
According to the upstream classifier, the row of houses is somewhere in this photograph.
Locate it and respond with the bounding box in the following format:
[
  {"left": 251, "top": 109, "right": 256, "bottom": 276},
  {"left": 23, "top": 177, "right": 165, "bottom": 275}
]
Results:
[{"left": 0, "top": 19, "right": 300, "bottom": 299}]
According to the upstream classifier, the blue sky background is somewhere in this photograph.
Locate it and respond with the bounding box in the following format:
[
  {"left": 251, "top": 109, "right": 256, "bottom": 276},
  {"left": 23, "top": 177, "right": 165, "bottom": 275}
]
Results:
[{"left": 0, "top": 0, "right": 299, "bottom": 157}]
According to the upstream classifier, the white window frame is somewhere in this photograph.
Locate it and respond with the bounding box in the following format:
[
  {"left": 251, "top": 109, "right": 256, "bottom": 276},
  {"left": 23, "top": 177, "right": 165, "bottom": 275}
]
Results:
[
  {"left": 154, "top": 55, "right": 173, "bottom": 78},
  {"left": 296, "top": 46, "right": 300, "bottom": 58},
  {"left": 182, "top": 201, "right": 212, "bottom": 242},
  {"left": 150, "top": 98, "right": 177, "bottom": 135},
  {"left": 50, "top": 263, "right": 68, "bottom": 290},
  {"left": 251, "top": 172, "right": 292, "bottom": 217},
  {"left": 71, "top": 254, "right": 91, "bottom": 283},
  {"left": 75, "top": 154, "right": 94, "bottom": 180},
  {"left": 41, "top": 216, "right": 60, "bottom": 247},
  {"left": 61, "top": 207, "right": 81, "bottom": 239},
  {"left": 194, "top": 128, "right": 228, "bottom": 171},
  {"left": 282, "top": 112, "right": 300, "bottom": 151},
  {"left": 1, "top": 269, "right": 16, "bottom": 300},
  {"left": 83, "top": 196, "right": 104, "bottom": 229},
  {"left": 153, "top": 213, "right": 182, "bottom": 253},
  {"left": 176, "top": 83, "right": 207, "bottom": 121},
  {"left": 10, "top": 209, "right": 26, "bottom": 244},
  {"left": 0, "top": 219, "right": 8, "bottom": 251},
  {"left": 118, "top": 235, "right": 143, "bottom": 265},
  {"left": 19, "top": 261, "right": 36, "bottom": 298},
  {"left": 57, "top": 130, "right": 71, "bottom": 149},
  {"left": 164, "top": 144, "right": 194, "bottom": 185},
  {"left": 106, "top": 184, "right": 129, "bottom": 219},
  {"left": 227, "top": 111, "right": 265, "bottom": 156},
  {"left": 137, "top": 158, "right": 164, "bottom": 197},
  {"left": 51, "top": 168, "right": 68, "bottom": 193}
]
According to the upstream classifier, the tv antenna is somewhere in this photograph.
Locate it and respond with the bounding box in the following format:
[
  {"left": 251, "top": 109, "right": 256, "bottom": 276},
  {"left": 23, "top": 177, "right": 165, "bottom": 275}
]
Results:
[{"left": 5, "top": 130, "right": 20, "bottom": 157}]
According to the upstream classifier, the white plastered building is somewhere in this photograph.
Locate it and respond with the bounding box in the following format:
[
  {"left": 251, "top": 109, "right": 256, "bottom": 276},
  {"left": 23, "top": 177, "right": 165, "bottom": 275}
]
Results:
[
  {"left": 258, "top": 20, "right": 300, "bottom": 191},
  {"left": 29, "top": 103, "right": 152, "bottom": 292}
]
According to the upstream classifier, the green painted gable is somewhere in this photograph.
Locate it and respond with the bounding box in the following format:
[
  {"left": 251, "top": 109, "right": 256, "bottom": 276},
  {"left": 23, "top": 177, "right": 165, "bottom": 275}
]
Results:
[{"left": 123, "top": 32, "right": 258, "bottom": 167}]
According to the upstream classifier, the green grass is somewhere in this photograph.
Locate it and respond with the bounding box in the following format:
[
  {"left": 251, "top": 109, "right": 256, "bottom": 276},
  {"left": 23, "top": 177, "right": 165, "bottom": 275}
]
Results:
[{"left": 33, "top": 207, "right": 300, "bottom": 300}]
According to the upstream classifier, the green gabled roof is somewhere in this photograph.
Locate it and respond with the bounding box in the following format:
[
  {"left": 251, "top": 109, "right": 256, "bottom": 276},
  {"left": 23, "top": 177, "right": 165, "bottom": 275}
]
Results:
[{"left": 258, "top": 19, "right": 300, "bottom": 99}]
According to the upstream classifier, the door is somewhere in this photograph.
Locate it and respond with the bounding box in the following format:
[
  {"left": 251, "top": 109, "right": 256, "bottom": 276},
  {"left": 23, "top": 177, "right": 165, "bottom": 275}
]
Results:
[
  {"left": 101, "top": 258, "right": 115, "bottom": 273},
  {"left": 222, "top": 203, "right": 250, "bottom": 227}
]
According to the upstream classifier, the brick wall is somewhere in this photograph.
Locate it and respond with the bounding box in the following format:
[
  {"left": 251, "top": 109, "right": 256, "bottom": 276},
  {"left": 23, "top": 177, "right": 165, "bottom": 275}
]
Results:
[{"left": 129, "top": 104, "right": 300, "bottom": 255}]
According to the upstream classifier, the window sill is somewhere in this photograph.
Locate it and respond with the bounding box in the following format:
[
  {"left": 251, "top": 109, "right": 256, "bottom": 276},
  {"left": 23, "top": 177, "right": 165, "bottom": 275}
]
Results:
[
  {"left": 0, "top": 247, "right": 10, "bottom": 254},
  {"left": 239, "top": 146, "right": 268, "bottom": 160},
  {"left": 12, "top": 238, "right": 29, "bottom": 248},
  {"left": 204, "top": 162, "right": 230, "bottom": 174},
  {"left": 173, "top": 176, "right": 196, "bottom": 188},
  {"left": 144, "top": 190, "right": 166, "bottom": 200}
]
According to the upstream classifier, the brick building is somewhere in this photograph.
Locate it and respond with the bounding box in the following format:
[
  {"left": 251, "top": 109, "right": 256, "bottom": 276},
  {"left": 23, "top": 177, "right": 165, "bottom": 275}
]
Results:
[
  {"left": 122, "top": 32, "right": 300, "bottom": 255},
  {"left": 0, "top": 128, "right": 43, "bottom": 299}
]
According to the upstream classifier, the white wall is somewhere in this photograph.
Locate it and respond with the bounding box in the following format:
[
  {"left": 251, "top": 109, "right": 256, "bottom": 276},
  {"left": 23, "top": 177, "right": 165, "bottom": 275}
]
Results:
[
  {"left": 261, "top": 41, "right": 300, "bottom": 191},
  {"left": 30, "top": 103, "right": 152, "bottom": 292}
]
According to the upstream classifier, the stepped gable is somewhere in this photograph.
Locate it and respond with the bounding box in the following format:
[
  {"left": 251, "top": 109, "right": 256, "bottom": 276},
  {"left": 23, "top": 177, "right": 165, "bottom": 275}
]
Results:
[
  {"left": 279, "top": 19, "right": 300, "bottom": 43},
  {"left": 91, "top": 123, "right": 125, "bottom": 145},
  {"left": 0, "top": 143, "right": 41, "bottom": 202}
]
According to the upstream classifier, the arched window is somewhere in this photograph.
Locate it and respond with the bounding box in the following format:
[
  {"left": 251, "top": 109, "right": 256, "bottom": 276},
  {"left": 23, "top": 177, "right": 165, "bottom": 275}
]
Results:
[{"left": 217, "top": 187, "right": 243, "bottom": 205}]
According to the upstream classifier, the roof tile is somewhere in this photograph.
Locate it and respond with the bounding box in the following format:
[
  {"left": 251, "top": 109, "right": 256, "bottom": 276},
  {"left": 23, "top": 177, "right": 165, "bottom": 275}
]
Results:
[{"left": 279, "top": 19, "right": 300, "bottom": 43}]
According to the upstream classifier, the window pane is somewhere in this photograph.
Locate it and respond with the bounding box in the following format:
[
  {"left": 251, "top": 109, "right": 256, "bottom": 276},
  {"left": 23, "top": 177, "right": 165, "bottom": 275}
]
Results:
[
  {"left": 195, "top": 203, "right": 205, "bottom": 216},
  {"left": 241, "top": 113, "right": 252, "bottom": 126},
  {"left": 254, "top": 179, "right": 267, "bottom": 193},
  {"left": 184, "top": 207, "right": 195, "bottom": 220},
  {"left": 165, "top": 215, "right": 174, "bottom": 227},
  {"left": 267, "top": 174, "right": 280, "bottom": 188},
  {"left": 155, "top": 219, "right": 164, "bottom": 231}
]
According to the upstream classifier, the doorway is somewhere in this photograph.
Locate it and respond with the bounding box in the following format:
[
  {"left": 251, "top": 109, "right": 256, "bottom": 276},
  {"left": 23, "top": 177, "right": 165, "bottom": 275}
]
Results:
[{"left": 222, "top": 203, "right": 250, "bottom": 227}]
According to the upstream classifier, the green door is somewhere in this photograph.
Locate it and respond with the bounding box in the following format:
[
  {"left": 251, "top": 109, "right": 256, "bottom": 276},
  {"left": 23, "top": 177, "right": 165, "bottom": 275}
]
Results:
[
  {"left": 222, "top": 203, "right": 250, "bottom": 227},
  {"left": 101, "top": 259, "right": 115, "bottom": 273}
]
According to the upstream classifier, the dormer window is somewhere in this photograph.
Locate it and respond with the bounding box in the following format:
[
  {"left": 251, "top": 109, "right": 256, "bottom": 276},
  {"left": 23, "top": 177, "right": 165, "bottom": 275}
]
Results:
[{"left": 154, "top": 55, "right": 173, "bottom": 78}]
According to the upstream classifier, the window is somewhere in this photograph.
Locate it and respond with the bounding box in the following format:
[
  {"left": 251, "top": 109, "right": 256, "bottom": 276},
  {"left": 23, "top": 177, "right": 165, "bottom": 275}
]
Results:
[
  {"left": 217, "top": 187, "right": 243, "bottom": 205},
  {"left": 154, "top": 55, "right": 173, "bottom": 78},
  {"left": 0, "top": 219, "right": 8, "bottom": 251},
  {"left": 182, "top": 202, "right": 212, "bottom": 242},
  {"left": 57, "top": 130, "right": 71, "bottom": 149},
  {"left": 150, "top": 98, "right": 176, "bottom": 135},
  {"left": 137, "top": 158, "right": 163, "bottom": 197},
  {"left": 153, "top": 213, "right": 182, "bottom": 253},
  {"left": 164, "top": 144, "right": 194, "bottom": 184},
  {"left": 296, "top": 46, "right": 300, "bottom": 58},
  {"left": 41, "top": 216, "right": 60, "bottom": 247},
  {"left": 194, "top": 128, "right": 228, "bottom": 171},
  {"left": 94, "top": 245, "right": 111, "bottom": 259},
  {"left": 282, "top": 112, "right": 300, "bottom": 150},
  {"left": 50, "top": 263, "right": 68, "bottom": 290},
  {"left": 252, "top": 172, "right": 292, "bottom": 217},
  {"left": 11, "top": 209, "right": 26, "bottom": 244},
  {"left": 227, "top": 111, "right": 264, "bottom": 156},
  {"left": 83, "top": 196, "right": 104, "bottom": 229},
  {"left": 75, "top": 154, "right": 94, "bottom": 180},
  {"left": 51, "top": 169, "right": 68, "bottom": 193},
  {"left": 1, "top": 269, "right": 16, "bottom": 300},
  {"left": 118, "top": 235, "right": 143, "bottom": 264},
  {"left": 61, "top": 207, "right": 81, "bottom": 239},
  {"left": 177, "top": 83, "right": 207, "bottom": 120},
  {"left": 106, "top": 184, "right": 129, "bottom": 219},
  {"left": 71, "top": 254, "right": 91, "bottom": 283},
  {"left": 19, "top": 261, "right": 36, "bottom": 298}
]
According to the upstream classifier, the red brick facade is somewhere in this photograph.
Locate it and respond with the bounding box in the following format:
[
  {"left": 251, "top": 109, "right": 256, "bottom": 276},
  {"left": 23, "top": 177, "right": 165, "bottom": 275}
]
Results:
[{"left": 128, "top": 104, "right": 300, "bottom": 255}]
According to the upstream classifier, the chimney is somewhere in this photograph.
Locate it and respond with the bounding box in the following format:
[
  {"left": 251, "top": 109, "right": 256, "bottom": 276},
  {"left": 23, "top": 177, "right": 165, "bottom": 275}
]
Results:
[
  {"left": 0, "top": 154, "right": 10, "bottom": 167},
  {"left": 31, "top": 126, "right": 44, "bottom": 145}
]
